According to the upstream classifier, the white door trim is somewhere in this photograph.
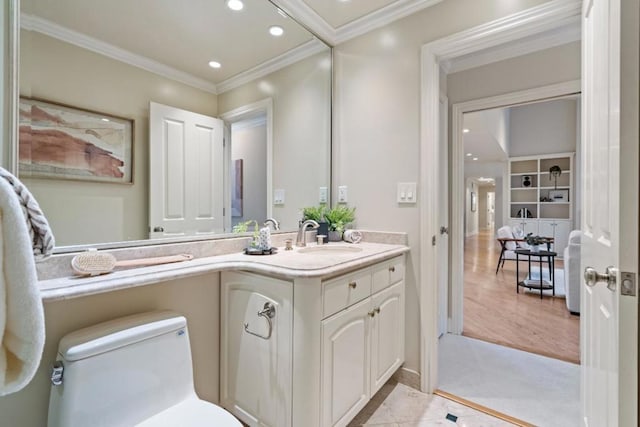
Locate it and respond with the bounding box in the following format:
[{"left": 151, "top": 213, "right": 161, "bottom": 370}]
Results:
[
  {"left": 450, "top": 81, "right": 580, "bottom": 335},
  {"left": 419, "top": 0, "right": 582, "bottom": 392},
  {"left": 220, "top": 98, "right": 274, "bottom": 232}
]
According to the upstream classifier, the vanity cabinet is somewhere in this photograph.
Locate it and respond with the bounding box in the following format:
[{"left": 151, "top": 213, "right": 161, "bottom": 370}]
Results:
[
  {"left": 220, "top": 271, "right": 293, "bottom": 427},
  {"left": 220, "top": 255, "right": 405, "bottom": 427},
  {"left": 321, "top": 259, "right": 405, "bottom": 427}
]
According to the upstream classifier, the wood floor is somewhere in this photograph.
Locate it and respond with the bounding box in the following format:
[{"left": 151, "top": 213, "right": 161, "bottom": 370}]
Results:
[{"left": 462, "top": 229, "right": 580, "bottom": 364}]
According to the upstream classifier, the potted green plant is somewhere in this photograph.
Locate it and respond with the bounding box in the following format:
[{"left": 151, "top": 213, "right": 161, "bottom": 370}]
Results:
[
  {"left": 324, "top": 205, "right": 356, "bottom": 241},
  {"left": 232, "top": 220, "right": 260, "bottom": 248},
  {"left": 302, "top": 205, "right": 329, "bottom": 237},
  {"left": 525, "top": 233, "right": 546, "bottom": 252}
]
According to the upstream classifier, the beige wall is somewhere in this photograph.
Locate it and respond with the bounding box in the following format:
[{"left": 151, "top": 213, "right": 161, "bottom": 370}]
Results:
[
  {"left": 509, "top": 98, "right": 577, "bottom": 157},
  {"left": 0, "top": 274, "right": 221, "bottom": 427},
  {"left": 447, "top": 41, "right": 581, "bottom": 104},
  {"left": 333, "top": 0, "right": 577, "bottom": 373},
  {"left": 20, "top": 31, "right": 218, "bottom": 246},
  {"left": 218, "top": 51, "right": 332, "bottom": 229}
]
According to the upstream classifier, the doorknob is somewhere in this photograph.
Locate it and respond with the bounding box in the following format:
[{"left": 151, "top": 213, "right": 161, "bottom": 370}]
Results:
[
  {"left": 440, "top": 226, "right": 449, "bottom": 235},
  {"left": 584, "top": 266, "right": 617, "bottom": 291}
]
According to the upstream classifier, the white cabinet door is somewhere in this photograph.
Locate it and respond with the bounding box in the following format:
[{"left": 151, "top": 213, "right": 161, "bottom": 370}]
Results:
[
  {"left": 221, "top": 272, "right": 292, "bottom": 427},
  {"left": 552, "top": 220, "right": 571, "bottom": 257},
  {"left": 509, "top": 219, "right": 538, "bottom": 236},
  {"left": 370, "top": 281, "right": 404, "bottom": 395},
  {"left": 321, "top": 298, "right": 371, "bottom": 427},
  {"left": 538, "top": 220, "right": 572, "bottom": 256}
]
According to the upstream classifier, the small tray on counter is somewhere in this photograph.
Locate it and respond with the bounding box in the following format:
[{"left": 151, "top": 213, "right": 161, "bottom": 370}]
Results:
[{"left": 244, "top": 247, "right": 278, "bottom": 256}]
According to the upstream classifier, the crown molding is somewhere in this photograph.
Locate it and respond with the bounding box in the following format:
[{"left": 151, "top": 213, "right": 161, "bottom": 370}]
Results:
[
  {"left": 216, "top": 39, "right": 326, "bottom": 94},
  {"left": 20, "top": 13, "right": 218, "bottom": 95},
  {"left": 333, "top": 0, "right": 442, "bottom": 45},
  {"left": 442, "top": 17, "right": 581, "bottom": 74},
  {"left": 426, "top": 0, "right": 582, "bottom": 60},
  {"left": 272, "top": 0, "right": 442, "bottom": 46}
]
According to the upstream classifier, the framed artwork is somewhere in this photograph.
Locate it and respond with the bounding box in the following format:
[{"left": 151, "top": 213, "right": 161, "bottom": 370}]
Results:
[
  {"left": 231, "top": 159, "right": 243, "bottom": 217},
  {"left": 470, "top": 191, "right": 477, "bottom": 212},
  {"left": 18, "top": 97, "right": 134, "bottom": 183},
  {"left": 549, "top": 189, "right": 569, "bottom": 202}
]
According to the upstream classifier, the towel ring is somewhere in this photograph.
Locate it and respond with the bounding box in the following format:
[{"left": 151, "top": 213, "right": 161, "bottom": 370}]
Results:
[{"left": 244, "top": 302, "right": 276, "bottom": 340}]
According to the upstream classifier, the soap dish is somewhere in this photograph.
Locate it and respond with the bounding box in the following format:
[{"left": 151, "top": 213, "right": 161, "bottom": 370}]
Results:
[{"left": 244, "top": 247, "right": 278, "bottom": 256}]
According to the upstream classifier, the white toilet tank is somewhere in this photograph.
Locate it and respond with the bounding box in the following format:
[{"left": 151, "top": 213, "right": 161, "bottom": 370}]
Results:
[{"left": 48, "top": 311, "right": 199, "bottom": 427}]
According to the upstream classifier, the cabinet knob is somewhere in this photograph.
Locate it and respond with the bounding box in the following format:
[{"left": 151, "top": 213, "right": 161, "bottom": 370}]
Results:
[
  {"left": 348, "top": 281, "right": 357, "bottom": 289},
  {"left": 368, "top": 310, "right": 376, "bottom": 317},
  {"left": 389, "top": 266, "right": 395, "bottom": 273},
  {"left": 375, "top": 307, "right": 381, "bottom": 314}
]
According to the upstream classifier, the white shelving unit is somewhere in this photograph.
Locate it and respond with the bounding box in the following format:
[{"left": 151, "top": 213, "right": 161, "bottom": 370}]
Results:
[{"left": 508, "top": 153, "right": 575, "bottom": 256}]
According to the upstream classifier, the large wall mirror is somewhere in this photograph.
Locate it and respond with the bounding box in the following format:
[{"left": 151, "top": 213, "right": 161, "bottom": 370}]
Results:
[{"left": 14, "top": 0, "right": 331, "bottom": 249}]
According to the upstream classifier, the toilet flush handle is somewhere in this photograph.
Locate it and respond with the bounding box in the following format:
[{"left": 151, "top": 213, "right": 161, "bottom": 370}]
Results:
[{"left": 51, "top": 361, "right": 64, "bottom": 386}]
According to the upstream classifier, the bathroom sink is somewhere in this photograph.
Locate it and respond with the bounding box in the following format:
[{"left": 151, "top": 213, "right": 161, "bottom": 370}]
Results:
[{"left": 298, "top": 246, "right": 363, "bottom": 255}]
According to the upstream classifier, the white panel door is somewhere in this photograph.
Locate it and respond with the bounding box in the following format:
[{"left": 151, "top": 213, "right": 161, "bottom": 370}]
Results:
[
  {"left": 321, "top": 298, "right": 371, "bottom": 427},
  {"left": 437, "top": 96, "right": 449, "bottom": 336},
  {"left": 220, "top": 272, "right": 292, "bottom": 427},
  {"left": 149, "top": 102, "right": 224, "bottom": 238},
  {"left": 370, "top": 281, "right": 404, "bottom": 395},
  {"left": 582, "top": 0, "right": 638, "bottom": 425}
]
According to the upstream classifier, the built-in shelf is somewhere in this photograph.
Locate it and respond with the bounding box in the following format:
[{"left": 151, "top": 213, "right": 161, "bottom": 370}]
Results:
[{"left": 509, "top": 153, "right": 574, "bottom": 221}]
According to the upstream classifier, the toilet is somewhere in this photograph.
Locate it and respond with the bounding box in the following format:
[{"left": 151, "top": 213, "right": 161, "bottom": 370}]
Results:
[{"left": 47, "top": 311, "right": 241, "bottom": 427}]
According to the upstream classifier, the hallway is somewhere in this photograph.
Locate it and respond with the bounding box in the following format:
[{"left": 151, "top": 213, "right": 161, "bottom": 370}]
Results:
[{"left": 463, "top": 230, "right": 580, "bottom": 364}]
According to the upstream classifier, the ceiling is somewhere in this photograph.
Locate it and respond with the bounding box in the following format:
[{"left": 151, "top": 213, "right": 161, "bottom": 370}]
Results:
[
  {"left": 463, "top": 109, "right": 509, "bottom": 164},
  {"left": 21, "top": 0, "right": 318, "bottom": 91},
  {"left": 302, "top": 0, "right": 402, "bottom": 28},
  {"left": 21, "top": 0, "right": 580, "bottom": 95}
]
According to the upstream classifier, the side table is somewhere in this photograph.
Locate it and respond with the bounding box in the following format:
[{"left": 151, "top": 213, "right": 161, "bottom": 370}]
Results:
[{"left": 515, "top": 248, "right": 557, "bottom": 299}]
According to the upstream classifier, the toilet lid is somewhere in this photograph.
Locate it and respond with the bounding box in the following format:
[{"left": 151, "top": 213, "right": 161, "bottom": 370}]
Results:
[{"left": 136, "top": 398, "right": 242, "bottom": 427}]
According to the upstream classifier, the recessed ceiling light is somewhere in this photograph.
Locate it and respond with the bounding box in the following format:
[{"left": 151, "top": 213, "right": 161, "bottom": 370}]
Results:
[
  {"left": 463, "top": 128, "right": 470, "bottom": 133},
  {"left": 473, "top": 157, "right": 478, "bottom": 161},
  {"left": 226, "top": 0, "right": 243, "bottom": 11},
  {"left": 269, "top": 25, "right": 284, "bottom": 36},
  {"left": 208, "top": 61, "right": 221, "bottom": 69},
  {"left": 466, "top": 153, "right": 472, "bottom": 157}
]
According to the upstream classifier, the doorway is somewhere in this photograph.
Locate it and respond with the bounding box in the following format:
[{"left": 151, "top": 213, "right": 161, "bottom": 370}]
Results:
[{"left": 220, "top": 98, "right": 273, "bottom": 232}]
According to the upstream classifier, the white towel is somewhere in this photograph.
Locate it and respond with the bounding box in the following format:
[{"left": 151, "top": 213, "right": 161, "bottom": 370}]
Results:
[
  {"left": 0, "top": 177, "right": 45, "bottom": 396},
  {"left": 0, "top": 167, "right": 55, "bottom": 258},
  {"left": 343, "top": 229, "right": 363, "bottom": 244}
]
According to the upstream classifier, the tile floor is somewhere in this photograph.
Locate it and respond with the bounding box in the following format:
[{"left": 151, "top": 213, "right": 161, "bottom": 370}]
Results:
[{"left": 348, "top": 379, "right": 515, "bottom": 427}]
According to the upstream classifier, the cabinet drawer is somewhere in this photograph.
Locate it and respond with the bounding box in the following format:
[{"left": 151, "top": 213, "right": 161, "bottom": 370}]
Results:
[
  {"left": 323, "top": 271, "right": 372, "bottom": 318},
  {"left": 372, "top": 257, "right": 404, "bottom": 294}
]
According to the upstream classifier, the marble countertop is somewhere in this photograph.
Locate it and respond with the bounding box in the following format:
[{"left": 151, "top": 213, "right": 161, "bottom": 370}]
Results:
[{"left": 39, "top": 241, "right": 409, "bottom": 302}]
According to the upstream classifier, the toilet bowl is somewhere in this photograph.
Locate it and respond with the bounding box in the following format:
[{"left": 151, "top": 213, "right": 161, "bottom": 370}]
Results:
[{"left": 47, "top": 311, "right": 241, "bottom": 427}]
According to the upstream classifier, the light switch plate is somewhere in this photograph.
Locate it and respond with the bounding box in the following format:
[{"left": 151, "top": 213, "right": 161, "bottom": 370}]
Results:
[
  {"left": 338, "top": 186, "right": 348, "bottom": 203},
  {"left": 274, "top": 189, "right": 285, "bottom": 205},
  {"left": 397, "top": 182, "right": 417, "bottom": 204},
  {"left": 319, "top": 187, "right": 328, "bottom": 203}
]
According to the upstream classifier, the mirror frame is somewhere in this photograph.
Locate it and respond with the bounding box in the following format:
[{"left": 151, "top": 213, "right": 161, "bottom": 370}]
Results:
[{"left": 5, "top": 0, "right": 334, "bottom": 253}]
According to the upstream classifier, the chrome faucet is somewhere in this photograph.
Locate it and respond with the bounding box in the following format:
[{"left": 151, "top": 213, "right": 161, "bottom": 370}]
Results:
[
  {"left": 264, "top": 218, "right": 280, "bottom": 231},
  {"left": 296, "top": 220, "right": 319, "bottom": 247}
]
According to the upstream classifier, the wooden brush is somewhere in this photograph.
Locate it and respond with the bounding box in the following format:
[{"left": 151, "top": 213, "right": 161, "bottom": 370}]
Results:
[{"left": 71, "top": 251, "right": 194, "bottom": 276}]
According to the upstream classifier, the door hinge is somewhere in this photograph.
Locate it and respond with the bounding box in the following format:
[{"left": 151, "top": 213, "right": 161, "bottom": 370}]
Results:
[
  {"left": 432, "top": 235, "right": 436, "bottom": 246},
  {"left": 621, "top": 271, "right": 637, "bottom": 296}
]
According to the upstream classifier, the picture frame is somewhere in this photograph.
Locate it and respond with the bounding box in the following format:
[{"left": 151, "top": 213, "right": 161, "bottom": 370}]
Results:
[
  {"left": 231, "top": 159, "right": 243, "bottom": 217},
  {"left": 470, "top": 191, "right": 477, "bottom": 212},
  {"left": 18, "top": 97, "right": 134, "bottom": 184},
  {"left": 549, "top": 189, "right": 569, "bottom": 202}
]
